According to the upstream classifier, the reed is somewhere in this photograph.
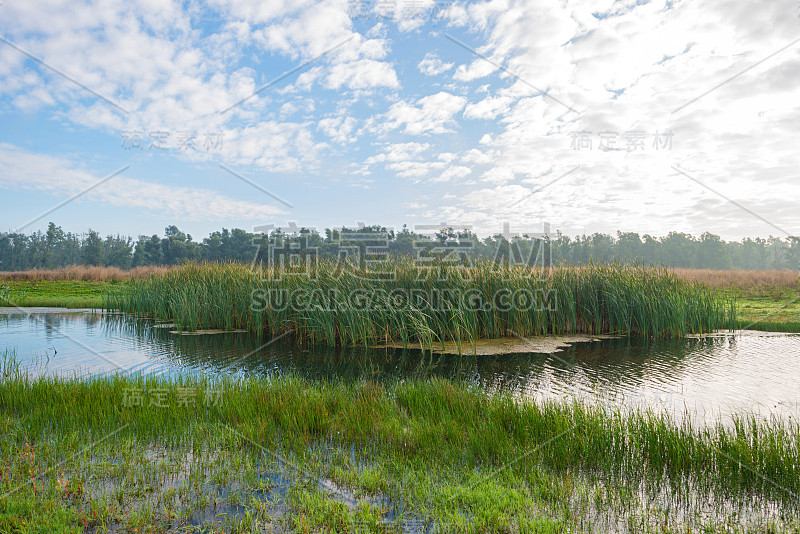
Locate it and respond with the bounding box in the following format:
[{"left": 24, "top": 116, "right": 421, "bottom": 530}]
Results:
[
  {"left": 1, "top": 373, "right": 798, "bottom": 518},
  {"left": 0, "top": 265, "right": 172, "bottom": 282},
  {"left": 108, "top": 260, "right": 736, "bottom": 348},
  {"left": 671, "top": 268, "right": 800, "bottom": 290}
]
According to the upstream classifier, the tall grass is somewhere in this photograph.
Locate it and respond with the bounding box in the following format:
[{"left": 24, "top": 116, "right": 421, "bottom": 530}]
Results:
[
  {"left": 1, "top": 374, "right": 797, "bottom": 505},
  {"left": 671, "top": 268, "right": 800, "bottom": 290},
  {"left": 108, "top": 261, "right": 736, "bottom": 348},
  {"left": 0, "top": 265, "right": 172, "bottom": 282}
]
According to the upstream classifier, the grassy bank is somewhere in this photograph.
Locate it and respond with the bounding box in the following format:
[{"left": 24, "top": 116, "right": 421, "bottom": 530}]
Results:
[
  {"left": 672, "top": 269, "right": 800, "bottom": 332},
  {"left": 0, "top": 280, "right": 109, "bottom": 309},
  {"left": 731, "top": 289, "right": 800, "bottom": 332},
  {"left": 109, "top": 262, "right": 736, "bottom": 348},
  {"left": 0, "top": 371, "right": 797, "bottom": 533},
  {"left": 671, "top": 269, "right": 800, "bottom": 332},
  {"left": 0, "top": 266, "right": 171, "bottom": 310},
  {"left": 728, "top": 287, "right": 800, "bottom": 333}
]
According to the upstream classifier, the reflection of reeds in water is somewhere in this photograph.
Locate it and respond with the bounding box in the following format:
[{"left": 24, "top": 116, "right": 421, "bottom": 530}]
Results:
[
  {"left": 108, "top": 261, "right": 736, "bottom": 349},
  {"left": 108, "top": 315, "right": 478, "bottom": 382}
]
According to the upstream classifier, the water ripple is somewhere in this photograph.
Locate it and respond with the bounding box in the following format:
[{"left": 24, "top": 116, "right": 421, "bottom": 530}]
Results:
[{"left": 2, "top": 309, "right": 799, "bottom": 424}]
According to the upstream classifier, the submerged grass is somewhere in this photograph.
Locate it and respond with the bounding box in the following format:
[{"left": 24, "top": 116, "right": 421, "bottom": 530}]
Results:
[
  {"left": 1, "top": 372, "right": 798, "bottom": 532},
  {"left": 109, "top": 261, "right": 736, "bottom": 349}
]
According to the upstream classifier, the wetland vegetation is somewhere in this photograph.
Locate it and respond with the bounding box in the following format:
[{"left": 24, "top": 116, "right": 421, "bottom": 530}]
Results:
[
  {"left": 1, "top": 363, "right": 799, "bottom": 533},
  {"left": 1, "top": 263, "right": 798, "bottom": 532},
  {"left": 108, "top": 261, "right": 736, "bottom": 349},
  {"left": 3, "top": 265, "right": 797, "bottom": 335}
]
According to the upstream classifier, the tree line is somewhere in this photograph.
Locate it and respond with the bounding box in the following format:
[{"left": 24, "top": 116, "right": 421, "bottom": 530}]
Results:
[{"left": 1, "top": 222, "right": 798, "bottom": 271}]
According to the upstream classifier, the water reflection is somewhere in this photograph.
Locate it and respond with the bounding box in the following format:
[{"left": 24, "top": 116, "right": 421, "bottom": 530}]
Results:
[{"left": 2, "top": 309, "right": 799, "bottom": 423}]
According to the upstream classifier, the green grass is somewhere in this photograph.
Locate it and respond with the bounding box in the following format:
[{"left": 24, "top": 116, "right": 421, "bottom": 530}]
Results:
[
  {"left": 0, "top": 280, "right": 109, "bottom": 309},
  {"left": 716, "top": 287, "right": 800, "bottom": 333},
  {"left": 1, "top": 368, "right": 798, "bottom": 533},
  {"left": 108, "top": 261, "right": 737, "bottom": 348}
]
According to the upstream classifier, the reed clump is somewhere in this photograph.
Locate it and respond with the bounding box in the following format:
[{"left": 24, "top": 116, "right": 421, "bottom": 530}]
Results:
[{"left": 109, "top": 260, "right": 736, "bottom": 348}]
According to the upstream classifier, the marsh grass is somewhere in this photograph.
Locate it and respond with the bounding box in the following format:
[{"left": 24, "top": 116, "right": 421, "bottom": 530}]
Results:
[
  {"left": 0, "top": 280, "right": 109, "bottom": 309},
  {"left": 671, "top": 268, "right": 800, "bottom": 291},
  {"left": 0, "top": 265, "right": 172, "bottom": 282},
  {"left": 109, "top": 261, "right": 736, "bottom": 349},
  {"left": 0, "top": 284, "right": 10, "bottom": 307},
  {"left": 1, "top": 372, "right": 798, "bottom": 532}
]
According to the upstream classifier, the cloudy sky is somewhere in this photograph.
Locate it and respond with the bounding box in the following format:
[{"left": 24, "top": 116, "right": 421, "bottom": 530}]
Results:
[{"left": 1, "top": 0, "right": 798, "bottom": 241}]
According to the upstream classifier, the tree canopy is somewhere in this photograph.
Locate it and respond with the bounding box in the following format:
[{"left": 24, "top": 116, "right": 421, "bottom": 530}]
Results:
[{"left": 1, "top": 222, "right": 798, "bottom": 271}]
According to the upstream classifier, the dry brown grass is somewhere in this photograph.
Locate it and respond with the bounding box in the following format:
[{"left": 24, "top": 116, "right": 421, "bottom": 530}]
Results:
[
  {"left": 0, "top": 265, "right": 173, "bottom": 282},
  {"left": 671, "top": 268, "right": 800, "bottom": 290},
  {"left": 3, "top": 264, "right": 798, "bottom": 290}
]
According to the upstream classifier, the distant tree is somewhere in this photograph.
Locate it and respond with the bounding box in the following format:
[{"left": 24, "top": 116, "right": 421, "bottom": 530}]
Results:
[
  {"left": 616, "top": 232, "right": 643, "bottom": 263},
  {"left": 202, "top": 231, "right": 224, "bottom": 262},
  {"left": 104, "top": 235, "right": 133, "bottom": 269},
  {"left": 660, "top": 232, "right": 696, "bottom": 267},
  {"left": 45, "top": 222, "right": 65, "bottom": 268},
  {"left": 81, "top": 230, "right": 104, "bottom": 266},
  {"left": 590, "top": 233, "right": 615, "bottom": 263},
  {"left": 1, "top": 222, "right": 799, "bottom": 271},
  {"left": 697, "top": 232, "right": 732, "bottom": 270},
  {"left": 785, "top": 237, "right": 800, "bottom": 270},
  {"left": 161, "top": 226, "right": 194, "bottom": 265},
  {"left": 133, "top": 235, "right": 163, "bottom": 266},
  {"left": 222, "top": 228, "right": 254, "bottom": 263}
]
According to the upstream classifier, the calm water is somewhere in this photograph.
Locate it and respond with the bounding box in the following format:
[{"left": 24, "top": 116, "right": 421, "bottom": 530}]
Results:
[{"left": 2, "top": 308, "right": 799, "bottom": 423}]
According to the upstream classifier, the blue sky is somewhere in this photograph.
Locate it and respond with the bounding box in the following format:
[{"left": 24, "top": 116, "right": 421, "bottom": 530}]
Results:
[{"left": 1, "top": 0, "right": 799, "bottom": 241}]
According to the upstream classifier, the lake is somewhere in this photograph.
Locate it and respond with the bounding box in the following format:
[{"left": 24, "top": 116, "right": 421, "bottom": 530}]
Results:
[{"left": 2, "top": 308, "right": 798, "bottom": 424}]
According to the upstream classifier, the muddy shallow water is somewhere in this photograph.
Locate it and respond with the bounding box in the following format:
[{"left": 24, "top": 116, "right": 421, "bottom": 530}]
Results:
[{"left": 2, "top": 308, "right": 799, "bottom": 423}]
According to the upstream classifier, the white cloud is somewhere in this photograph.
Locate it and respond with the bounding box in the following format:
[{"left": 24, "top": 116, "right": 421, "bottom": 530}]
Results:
[
  {"left": 387, "top": 160, "right": 446, "bottom": 178},
  {"left": 325, "top": 59, "right": 399, "bottom": 90},
  {"left": 453, "top": 58, "right": 498, "bottom": 82},
  {"left": 0, "top": 0, "right": 398, "bottom": 170},
  {"left": 423, "top": 0, "right": 800, "bottom": 238},
  {"left": 365, "top": 142, "right": 431, "bottom": 165},
  {"left": 317, "top": 115, "right": 358, "bottom": 144},
  {"left": 222, "top": 122, "right": 327, "bottom": 172},
  {"left": 363, "top": 142, "right": 463, "bottom": 181},
  {"left": 430, "top": 165, "right": 472, "bottom": 182},
  {"left": 383, "top": 92, "right": 467, "bottom": 135},
  {"left": 463, "top": 95, "right": 513, "bottom": 120},
  {"left": 0, "top": 143, "right": 285, "bottom": 221},
  {"left": 418, "top": 52, "right": 453, "bottom": 76},
  {"left": 480, "top": 167, "right": 514, "bottom": 184},
  {"left": 462, "top": 148, "right": 494, "bottom": 165}
]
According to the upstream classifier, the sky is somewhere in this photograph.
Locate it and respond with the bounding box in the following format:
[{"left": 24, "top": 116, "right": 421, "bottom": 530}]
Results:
[{"left": 0, "top": 0, "right": 798, "bottom": 242}]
